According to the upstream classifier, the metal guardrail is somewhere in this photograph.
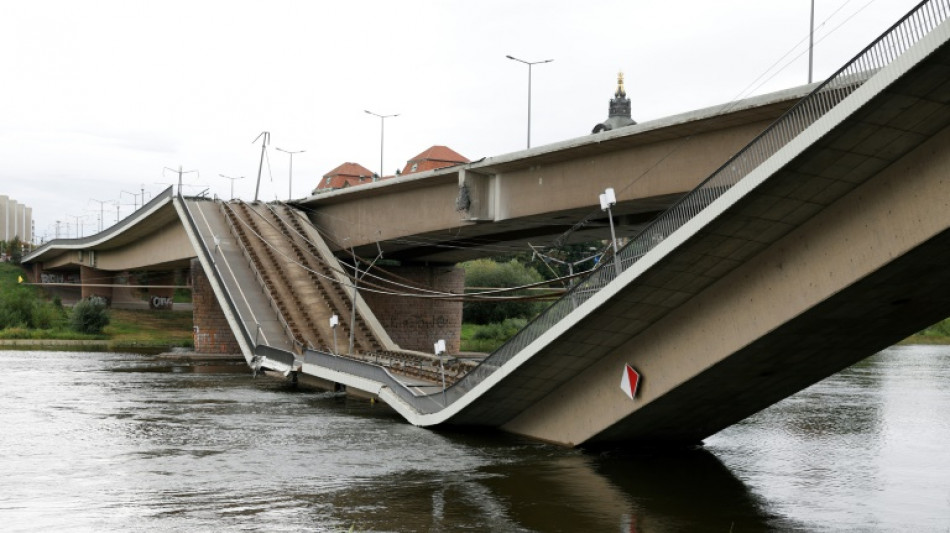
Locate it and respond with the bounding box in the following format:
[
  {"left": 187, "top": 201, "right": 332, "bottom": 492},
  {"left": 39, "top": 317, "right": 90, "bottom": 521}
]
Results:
[
  {"left": 445, "top": 0, "right": 950, "bottom": 402},
  {"left": 175, "top": 194, "right": 257, "bottom": 352}
]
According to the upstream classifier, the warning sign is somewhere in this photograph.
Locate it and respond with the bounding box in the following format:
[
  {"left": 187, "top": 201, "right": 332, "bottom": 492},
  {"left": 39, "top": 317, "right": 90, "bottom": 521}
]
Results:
[{"left": 620, "top": 364, "right": 641, "bottom": 400}]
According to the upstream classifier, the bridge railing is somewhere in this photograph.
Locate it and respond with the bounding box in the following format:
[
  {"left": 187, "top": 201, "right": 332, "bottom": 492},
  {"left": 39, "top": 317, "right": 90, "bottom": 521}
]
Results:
[
  {"left": 446, "top": 0, "right": 950, "bottom": 401},
  {"left": 175, "top": 194, "right": 257, "bottom": 354}
]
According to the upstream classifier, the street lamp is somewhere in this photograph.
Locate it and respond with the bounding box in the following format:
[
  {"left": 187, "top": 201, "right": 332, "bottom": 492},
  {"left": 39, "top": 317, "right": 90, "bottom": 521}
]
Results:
[
  {"left": 276, "top": 147, "right": 306, "bottom": 199},
  {"left": 599, "top": 187, "right": 622, "bottom": 276},
  {"left": 365, "top": 110, "right": 399, "bottom": 179},
  {"left": 506, "top": 55, "right": 553, "bottom": 149},
  {"left": 89, "top": 198, "right": 110, "bottom": 233},
  {"left": 435, "top": 339, "right": 447, "bottom": 405},
  {"left": 329, "top": 314, "right": 339, "bottom": 354},
  {"left": 219, "top": 174, "right": 245, "bottom": 200}
]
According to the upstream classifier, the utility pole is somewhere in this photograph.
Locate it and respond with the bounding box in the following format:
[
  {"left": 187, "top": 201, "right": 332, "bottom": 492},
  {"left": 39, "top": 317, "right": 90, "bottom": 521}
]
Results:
[
  {"left": 163, "top": 166, "right": 199, "bottom": 196},
  {"left": 507, "top": 55, "right": 554, "bottom": 149},
  {"left": 89, "top": 199, "right": 110, "bottom": 233},
  {"left": 219, "top": 174, "right": 245, "bottom": 200},
  {"left": 365, "top": 111, "right": 398, "bottom": 179},
  {"left": 809, "top": 0, "right": 815, "bottom": 84},
  {"left": 68, "top": 214, "right": 83, "bottom": 238},
  {"left": 276, "top": 147, "right": 305, "bottom": 199},
  {"left": 121, "top": 190, "right": 139, "bottom": 211},
  {"left": 253, "top": 132, "right": 270, "bottom": 202}
]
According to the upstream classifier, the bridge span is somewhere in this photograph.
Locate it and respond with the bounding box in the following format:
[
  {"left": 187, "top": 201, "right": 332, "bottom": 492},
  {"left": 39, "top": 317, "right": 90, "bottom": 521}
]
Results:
[{"left": 23, "top": 0, "right": 950, "bottom": 447}]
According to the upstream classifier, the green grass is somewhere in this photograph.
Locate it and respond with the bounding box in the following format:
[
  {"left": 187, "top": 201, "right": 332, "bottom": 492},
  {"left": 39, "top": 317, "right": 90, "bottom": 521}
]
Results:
[
  {"left": 1, "top": 263, "right": 194, "bottom": 347},
  {"left": 460, "top": 318, "right": 528, "bottom": 353},
  {"left": 0, "top": 262, "right": 28, "bottom": 299},
  {"left": 105, "top": 309, "right": 194, "bottom": 346}
]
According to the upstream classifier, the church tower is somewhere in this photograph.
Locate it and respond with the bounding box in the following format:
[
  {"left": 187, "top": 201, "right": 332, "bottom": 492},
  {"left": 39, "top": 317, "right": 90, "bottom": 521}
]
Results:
[{"left": 592, "top": 72, "right": 637, "bottom": 133}]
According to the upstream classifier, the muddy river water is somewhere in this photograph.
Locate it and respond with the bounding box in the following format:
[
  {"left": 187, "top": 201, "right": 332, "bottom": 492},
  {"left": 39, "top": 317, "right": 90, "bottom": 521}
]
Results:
[{"left": 1, "top": 345, "right": 948, "bottom": 531}]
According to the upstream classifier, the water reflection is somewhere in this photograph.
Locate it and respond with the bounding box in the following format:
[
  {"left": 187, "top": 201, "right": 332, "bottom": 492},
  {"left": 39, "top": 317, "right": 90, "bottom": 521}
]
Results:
[{"left": 315, "top": 436, "right": 784, "bottom": 531}]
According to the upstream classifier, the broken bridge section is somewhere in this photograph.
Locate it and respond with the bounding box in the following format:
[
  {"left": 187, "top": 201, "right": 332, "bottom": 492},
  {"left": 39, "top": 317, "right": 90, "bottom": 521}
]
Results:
[{"left": 180, "top": 197, "right": 475, "bottom": 387}]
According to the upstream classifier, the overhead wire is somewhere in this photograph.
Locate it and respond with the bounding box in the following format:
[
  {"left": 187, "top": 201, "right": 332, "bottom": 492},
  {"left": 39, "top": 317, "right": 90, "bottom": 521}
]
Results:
[
  {"left": 250, "top": 3, "right": 885, "bottom": 300},
  {"left": 228, "top": 200, "right": 573, "bottom": 302}
]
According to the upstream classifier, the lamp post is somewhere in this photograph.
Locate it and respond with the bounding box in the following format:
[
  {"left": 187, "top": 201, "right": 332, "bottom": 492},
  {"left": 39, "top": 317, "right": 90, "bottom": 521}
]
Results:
[
  {"left": 434, "top": 339, "right": 447, "bottom": 405},
  {"left": 808, "top": 0, "right": 818, "bottom": 84},
  {"left": 276, "top": 147, "right": 305, "bottom": 199},
  {"left": 218, "top": 174, "right": 244, "bottom": 200},
  {"left": 365, "top": 110, "right": 398, "bottom": 178},
  {"left": 506, "top": 55, "right": 553, "bottom": 149},
  {"left": 121, "top": 190, "right": 141, "bottom": 211},
  {"left": 89, "top": 198, "right": 110, "bottom": 233},
  {"left": 599, "top": 187, "right": 622, "bottom": 277},
  {"left": 329, "top": 314, "right": 339, "bottom": 354}
]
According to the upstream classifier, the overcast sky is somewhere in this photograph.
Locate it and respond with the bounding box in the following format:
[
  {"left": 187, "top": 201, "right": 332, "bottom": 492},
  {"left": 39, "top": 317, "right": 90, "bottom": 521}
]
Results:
[{"left": 0, "top": 0, "right": 922, "bottom": 242}]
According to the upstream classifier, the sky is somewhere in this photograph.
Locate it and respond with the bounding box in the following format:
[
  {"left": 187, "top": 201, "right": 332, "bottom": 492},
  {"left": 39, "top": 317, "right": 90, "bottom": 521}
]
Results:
[{"left": 0, "top": 0, "right": 923, "bottom": 242}]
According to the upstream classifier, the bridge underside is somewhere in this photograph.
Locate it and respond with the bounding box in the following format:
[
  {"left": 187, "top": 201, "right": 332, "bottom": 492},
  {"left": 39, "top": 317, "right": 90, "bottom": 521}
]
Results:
[{"left": 591, "top": 224, "right": 950, "bottom": 446}]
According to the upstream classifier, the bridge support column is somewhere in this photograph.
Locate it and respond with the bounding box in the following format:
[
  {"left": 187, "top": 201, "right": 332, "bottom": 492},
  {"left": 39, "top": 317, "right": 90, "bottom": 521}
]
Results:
[
  {"left": 190, "top": 259, "right": 240, "bottom": 354},
  {"left": 79, "top": 266, "right": 113, "bottom": 305},
  {"left": 361, "top": 265, "right": 464, "bottom": 353}
]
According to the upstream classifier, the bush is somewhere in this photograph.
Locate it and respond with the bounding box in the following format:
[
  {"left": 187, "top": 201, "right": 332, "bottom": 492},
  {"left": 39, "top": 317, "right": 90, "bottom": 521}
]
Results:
[
  {"left": 30, "top": 301, "right": 61, "bottom": 330},
  {"left": 462, "top": 259, "right": 545, "bottom": 324},
  {"left": 70, "top": 298, "right": 110, "bottom": 334},
  {"left": 0, "top": 289, "right": 33, "bottom": 329},
  {"left": 461, "top": 318, "right": 530, "bottom": 352},
  {"left": 471, "top": 318, "right": 528, "bottom": 340}
]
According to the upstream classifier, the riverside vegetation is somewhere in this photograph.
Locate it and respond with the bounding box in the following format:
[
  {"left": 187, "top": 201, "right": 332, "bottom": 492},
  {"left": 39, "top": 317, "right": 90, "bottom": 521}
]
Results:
[
  {"left": 0, "top": 262, "right": 193, "bottom": 349},
  {"left": 3, "top": 259, "right": 949, "bottom": 352}
]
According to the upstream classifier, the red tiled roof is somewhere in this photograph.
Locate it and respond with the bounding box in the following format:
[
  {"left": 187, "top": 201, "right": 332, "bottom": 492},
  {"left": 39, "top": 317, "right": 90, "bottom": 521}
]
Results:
[
  {"left": 314, "top": 162, "right": 376, "bottom": 191},
  {"left": 324, "top": 162, "right": 374, "bottom": 179},
  {"left": 401, "top": 145, "right": 469, "bottom": 175}
]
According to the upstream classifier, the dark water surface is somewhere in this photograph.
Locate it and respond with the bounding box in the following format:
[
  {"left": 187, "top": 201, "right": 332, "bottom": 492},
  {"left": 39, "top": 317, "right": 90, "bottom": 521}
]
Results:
[{"left": 1, "top": 346, "right": 948, "bottom": 532}]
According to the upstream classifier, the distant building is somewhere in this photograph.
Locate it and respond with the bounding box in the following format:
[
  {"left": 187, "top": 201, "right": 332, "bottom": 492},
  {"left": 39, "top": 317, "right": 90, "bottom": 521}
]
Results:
[
  {"left": 314, "top": 146, "right": 469, "bottom": 193},
  {"left": 312, "top": 162, "right": 377, "bottom": 193},
  {"left": 0, "top": 195, "right": 33, "bottom": 244},
  {"left": 400, "top": 145, "right": 469, "bottom": 176},
  {"left": 592, "top": 72, "right": 637, "bottom": 134}
]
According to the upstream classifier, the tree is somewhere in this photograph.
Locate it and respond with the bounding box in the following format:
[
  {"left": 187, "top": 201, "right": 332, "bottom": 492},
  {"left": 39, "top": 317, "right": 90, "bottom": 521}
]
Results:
[
  {"left": 8, "top": 237, "right": 23, "bottom": 265},
  {"left": 461, "top": 259, "right": 546, "bottom": 324}
]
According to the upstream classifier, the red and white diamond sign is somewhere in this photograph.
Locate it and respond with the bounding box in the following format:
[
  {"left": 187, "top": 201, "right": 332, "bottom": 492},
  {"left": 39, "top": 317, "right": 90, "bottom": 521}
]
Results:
[{"left": 620, "top": 364, "right": 641, "bottom": 400}]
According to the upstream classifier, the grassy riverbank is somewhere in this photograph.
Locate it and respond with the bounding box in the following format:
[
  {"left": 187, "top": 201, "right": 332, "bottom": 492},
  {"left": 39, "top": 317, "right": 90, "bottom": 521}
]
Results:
[
  {"left": 1, "top": 262, "right": 194, "bottom": 350},
  {"left": 900, "top": 317, "right": 950, "bottom": 344},
  {"left": 0, "top": 308, "right": 195, "bottom": 350}
]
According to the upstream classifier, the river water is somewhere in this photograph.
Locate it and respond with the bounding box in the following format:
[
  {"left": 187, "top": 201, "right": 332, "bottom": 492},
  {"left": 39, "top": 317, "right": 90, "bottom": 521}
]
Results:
[{"left": 1, "top": 345, "right": 948, "bottom": 532}]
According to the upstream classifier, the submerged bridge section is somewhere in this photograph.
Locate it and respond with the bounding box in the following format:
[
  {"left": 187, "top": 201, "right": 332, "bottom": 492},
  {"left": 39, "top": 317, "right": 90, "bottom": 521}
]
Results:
[{"left": 24, "top": 0, "right": 950, "bottom": 448}]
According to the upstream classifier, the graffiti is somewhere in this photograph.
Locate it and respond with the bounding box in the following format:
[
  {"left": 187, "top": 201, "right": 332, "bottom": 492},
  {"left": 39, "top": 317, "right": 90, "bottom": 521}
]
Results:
[
  {"left": 150, "top": 296, "right": 174, "bottom": 310},
  {"left": 88, "top": 295, "right": 110, "bottom": 307},
  {"left": 389, "top": 314, "right": 454, "bottom": 331},
  {"left": 40, "top": 272, "right": 80, "bottom": 284}
]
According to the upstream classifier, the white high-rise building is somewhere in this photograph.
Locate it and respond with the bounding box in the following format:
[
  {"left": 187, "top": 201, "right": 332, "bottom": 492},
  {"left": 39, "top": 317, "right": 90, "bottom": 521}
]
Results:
[{"left": 0, "top": 196, "right": 33, "bottom": 244}]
